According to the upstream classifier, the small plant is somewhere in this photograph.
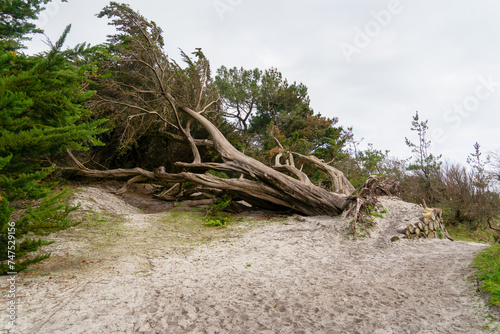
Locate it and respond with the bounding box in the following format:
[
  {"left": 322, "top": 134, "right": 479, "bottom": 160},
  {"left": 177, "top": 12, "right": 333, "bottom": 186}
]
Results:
[
  {"left": 357, "top": 223, "right": 368, "bottom": 238},
  {"left": 363, "top": 205, "right": 384, "bottom": 219},
  {"left": 437, "top": 228, "right": 444, "bottom": 239},
  {"left": 204, "top": 217, "right": 228, "bottom": 227},
  {"left": 203, "top": 194, "right": 232, "bottom": 227}
]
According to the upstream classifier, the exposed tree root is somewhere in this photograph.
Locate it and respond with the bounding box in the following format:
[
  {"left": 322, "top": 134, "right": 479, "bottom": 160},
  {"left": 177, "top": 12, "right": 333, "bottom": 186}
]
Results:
[{"left": 346, "top": 176, "right": 402, "bottom": 235}]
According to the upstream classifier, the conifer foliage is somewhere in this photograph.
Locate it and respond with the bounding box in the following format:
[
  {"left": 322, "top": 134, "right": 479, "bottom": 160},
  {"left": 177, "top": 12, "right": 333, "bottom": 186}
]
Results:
[
  {"left": 0, "top": 0, "right": 67, "bottom": 51},
  {"left": 0, "top": 2, "right": 106, "bottom": 274}
]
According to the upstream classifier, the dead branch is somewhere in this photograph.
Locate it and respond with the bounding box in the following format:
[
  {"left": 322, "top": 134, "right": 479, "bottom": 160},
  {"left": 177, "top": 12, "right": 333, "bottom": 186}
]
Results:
[
  {"left": 272, "top": 141, "right": 313, "bottom": 186},
  {"left": 287, "top": 151, "right": 355, "bottom": 195},
  {"left": 175, "top": 198, "right": 216, "bottom": 207},
  {"left": 115, "top": 175, "right": 149, "bottom": 195}
]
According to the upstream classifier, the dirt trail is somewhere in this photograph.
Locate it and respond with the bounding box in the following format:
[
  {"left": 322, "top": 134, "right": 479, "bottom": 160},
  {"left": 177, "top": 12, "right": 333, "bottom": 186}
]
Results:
[{"left": 1, "top": 187, "right": 499, "bottom": 333}]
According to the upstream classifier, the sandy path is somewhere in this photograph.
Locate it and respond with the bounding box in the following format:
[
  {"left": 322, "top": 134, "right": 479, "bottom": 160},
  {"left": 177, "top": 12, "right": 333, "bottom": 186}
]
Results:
[{"left": 1, "top": 190, "right": 499, "bottom": 333}]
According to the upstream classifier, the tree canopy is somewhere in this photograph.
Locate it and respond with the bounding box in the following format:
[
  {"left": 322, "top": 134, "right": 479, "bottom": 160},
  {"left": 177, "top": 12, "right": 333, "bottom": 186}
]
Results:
[{"left": 215, "top": 66, "right": 349, "bottom": 164}]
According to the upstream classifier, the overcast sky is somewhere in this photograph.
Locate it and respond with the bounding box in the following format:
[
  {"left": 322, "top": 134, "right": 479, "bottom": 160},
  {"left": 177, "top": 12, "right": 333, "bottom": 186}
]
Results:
[{"left": 26, "top": 0, "right": 500, "bottom": 165}]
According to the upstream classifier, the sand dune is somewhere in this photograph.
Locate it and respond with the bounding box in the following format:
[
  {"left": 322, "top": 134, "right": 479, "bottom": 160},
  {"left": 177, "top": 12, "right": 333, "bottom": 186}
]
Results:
[{"left": 2, "top": 188, "right": 499, "bottom": 333}]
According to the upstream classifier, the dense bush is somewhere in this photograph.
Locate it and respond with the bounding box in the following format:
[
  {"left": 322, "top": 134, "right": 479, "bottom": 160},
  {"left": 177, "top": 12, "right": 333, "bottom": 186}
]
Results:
[{"left": 438, "top": 164, "right": 498, "bottom": 228}]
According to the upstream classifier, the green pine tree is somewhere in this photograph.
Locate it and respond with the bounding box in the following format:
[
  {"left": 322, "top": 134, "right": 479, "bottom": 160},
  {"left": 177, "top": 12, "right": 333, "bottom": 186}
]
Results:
[
  {"left": 0, "top": 3, "right": 107, "bottom": 274},
  {"left": 405, "top": 111, "right": 442, "bottom": 180}
]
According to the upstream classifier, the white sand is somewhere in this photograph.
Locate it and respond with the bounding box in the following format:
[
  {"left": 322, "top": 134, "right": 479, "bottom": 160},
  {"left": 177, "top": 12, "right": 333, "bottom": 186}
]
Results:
[{"left": 1, "top": 188, "right": 499, "bottom": 333}]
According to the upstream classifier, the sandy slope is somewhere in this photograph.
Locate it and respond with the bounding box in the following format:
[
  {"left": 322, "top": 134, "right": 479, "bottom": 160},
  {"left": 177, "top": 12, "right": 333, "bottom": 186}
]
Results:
[{"left": 1, "top": 187, "right": 499, "bottom": 333}]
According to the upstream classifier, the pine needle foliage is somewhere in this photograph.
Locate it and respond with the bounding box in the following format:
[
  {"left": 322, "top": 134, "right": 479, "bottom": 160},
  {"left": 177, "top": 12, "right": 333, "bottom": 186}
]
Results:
[{"left": 0, "top": 8, "right": 108, "bottom": 274}]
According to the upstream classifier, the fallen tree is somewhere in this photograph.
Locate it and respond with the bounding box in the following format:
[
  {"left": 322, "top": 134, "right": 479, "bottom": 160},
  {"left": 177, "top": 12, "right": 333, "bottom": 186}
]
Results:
[
  {"left": 68, "top": 103, "right": 354, "bottom": 215},
  {"left": 68, "top": 3, "right": 398, "bottom": 223}
]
